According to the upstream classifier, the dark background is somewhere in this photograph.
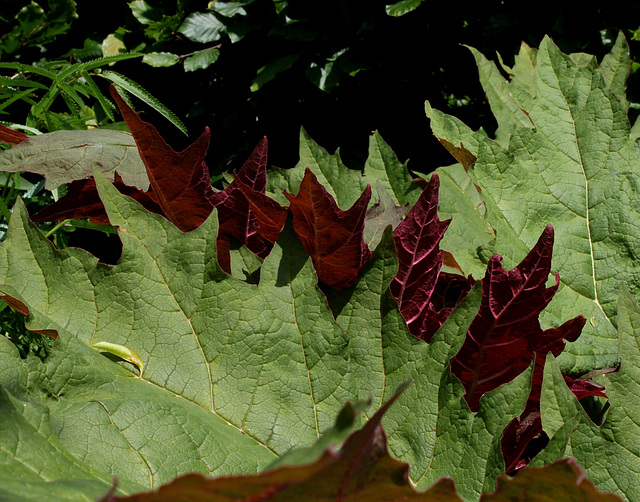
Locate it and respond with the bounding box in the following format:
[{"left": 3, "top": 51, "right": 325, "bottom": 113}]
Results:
[{"left": 4, "top": 1, "right": 640, "bottom": 178}]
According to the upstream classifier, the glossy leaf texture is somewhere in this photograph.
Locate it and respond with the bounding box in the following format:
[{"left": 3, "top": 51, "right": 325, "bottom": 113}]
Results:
[
  {"left": 450, "top": 225, "right": 585, "bottom": 411},
  {"left": 426, "top": 33, "right": 639, "bottom": 374},
  {"left": 390, "top": 173, "right": 465, "bottom": 342}
]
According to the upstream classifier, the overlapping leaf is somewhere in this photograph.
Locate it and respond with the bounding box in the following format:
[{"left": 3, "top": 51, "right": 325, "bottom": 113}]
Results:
[
  {"left": 390, "top": 173, "right": 458, "bottom": 342},
  {"left": 31, "top": 86, "right": 220, "bottom": 232},
  {"left": 536, "top": 284, "right": 640, "bottom": 501},
  {"left": 108, "top": 86, "right": 218, "bottom": 232},
  {"left": 108, "top": 383, "right": 466, "bottom": 502},
  {"left": 450, "top": 226, "right": 585, "bottom": 411},
  {"left": 426, "top": 34, "right": 639, "bottom": 374},
  {"left": 267, "top": 128, "right": 421, "bottom": 210},
  {"left": 215, "top": 137, "right": 287, "bottom": 273},
  {"left": 0, "top": 123, "right": 149, "bottom": 190},
  {"left": 0, "top": 171, "right": 362, "bottom": 494},
  {"left": 285, "top": 167, "right": 371, "bottom": 289}
]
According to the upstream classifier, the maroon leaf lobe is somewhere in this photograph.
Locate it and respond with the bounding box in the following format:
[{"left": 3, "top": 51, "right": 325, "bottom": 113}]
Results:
[
  {"left": 450, "top": 225, "right": 584, "bottom": 411},
  {"left": 215, "top": 137, "right": 286, "bottom": 273},
  {"left": 390, "top": 173, "right": 454, "bottom": 342},
  {"left": 109, "top": 86, "right": 216, "bottom": 232},
  {"left": 285, "top": 167, "right": 372, "bottom": 289}
]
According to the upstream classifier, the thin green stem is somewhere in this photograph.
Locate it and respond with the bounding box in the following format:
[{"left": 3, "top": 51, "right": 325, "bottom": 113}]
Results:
[{"left": 43, "top": 219, "right": 70, "bottom": 238}]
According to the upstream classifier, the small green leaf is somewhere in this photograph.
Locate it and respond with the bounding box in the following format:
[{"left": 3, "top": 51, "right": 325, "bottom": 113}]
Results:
[
  {"left": 101, "top": 33, "right": 126, "bottom": 57},
  {"left": 385, "top": 0, "right": 424, "bottom": 16},
  {"left": 142, "top": 52, "right": 180, "bottom": 68},
  {"left": 91, "top": 341, "right": 144, "bottom": 374},
  {"left": 179, "top": 12, "right": 227, "bottom": 43},
  {"left": 251, "top": 53, "right": 301, "bottom": 92},
  {"left": 183, "top": 48, "right": 220, "bottom": 72}
]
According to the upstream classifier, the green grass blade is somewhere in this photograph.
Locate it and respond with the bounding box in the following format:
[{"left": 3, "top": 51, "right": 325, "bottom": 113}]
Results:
[
  {"left": 80, "top": 53, "right": 143, "bottom": 72},
  {"left": 80, "top": 70, "right": 115, "bottom": 121},
  {"left": 100, "top": 70, "right": 188, "bottom": 135}
]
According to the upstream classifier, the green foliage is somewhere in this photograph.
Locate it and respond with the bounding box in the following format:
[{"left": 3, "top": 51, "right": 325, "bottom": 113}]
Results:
[
  {"left": 0, "top": 0, "right": 77, "bottom": 59},
  {"left": 0, "top": 11, "right": 639, "bottom": 501}
]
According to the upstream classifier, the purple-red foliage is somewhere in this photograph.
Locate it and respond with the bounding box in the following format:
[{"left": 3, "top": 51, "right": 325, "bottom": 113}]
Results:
[
  {"left": 390, "top": 174, "right": 462, "bottom": 342},
  {"left": 215, "top": 137, "right": 286, "bottom": 273},
  {"left": 285, "top": 168, "right": 371, "bottom": 290}
]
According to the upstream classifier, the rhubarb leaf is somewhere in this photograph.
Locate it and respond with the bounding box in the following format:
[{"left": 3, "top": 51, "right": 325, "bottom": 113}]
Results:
[
  {"left": 450, "top": 225, "right": 585, "bottom": 411},
  {"left": 390, "top": 173, "right": 452, "bottom": 342},
  {"left": 267, "top": 129, "right": 420, "bottom": 209},
  {"left": 426, "top": 35, "right": 638, "bottom": 373},
  {"left": 285, "top": 167, "right": 371, "bottom": 289},
  {"left": 0, "top": 170, "right": 362, "bottom": 492},
  {"left": 537, "top": 284, "right": 640, "bottom": 500},
  {"left": 0, "top": 128, "right": 148, "bottom": 190}
]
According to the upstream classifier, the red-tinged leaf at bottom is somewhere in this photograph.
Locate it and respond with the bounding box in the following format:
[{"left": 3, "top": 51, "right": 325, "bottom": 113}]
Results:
[
  {"left": 107, "top": 384, "right": 464, "bottom": 502},
  {"left": 481, "top": 458, "right": 623, "bottom": 502},
  {"left": 390, "top": 173, "right": 455, "bottom": 342},
  {"left": 285, "top": 168, "right": 372, "bottom": 289},
  {"left": 450, "top": 225, "right": 585, "bottom": 412}
]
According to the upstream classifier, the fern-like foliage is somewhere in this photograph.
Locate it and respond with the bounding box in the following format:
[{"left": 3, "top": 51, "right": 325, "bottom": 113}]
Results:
[{"left": 0, "top": 54, "right": 187, "bottom": 135}]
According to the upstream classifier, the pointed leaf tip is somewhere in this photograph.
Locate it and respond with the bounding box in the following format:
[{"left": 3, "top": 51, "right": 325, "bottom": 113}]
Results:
[
  {"left": 451, "top": 224, "right": 583, "bottom": 411},
  {"left": 109, "top": 85, "right": 215, "bottom": 232},
  {"left": 390, "top": 173, "right": 455, "bottom": 342},
  {"left": 285, "top": 168, "right": 372, "bottom": 289}
]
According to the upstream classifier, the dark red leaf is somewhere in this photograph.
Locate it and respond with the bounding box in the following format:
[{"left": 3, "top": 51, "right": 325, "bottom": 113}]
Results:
[
  {"left": 0, "top": 124, "right": 28, "bottom": 145},
  {"left": 450, "top": 225, "right": 585, "bottom": 412},
  {"left": 389, "top": 173, "right": 454, "bottom": 342},
  {"left": 284, "top": 168, "right": 371, "bottom": 289},
  {"left": 214, "top": 137, "right": 286, "bottom": 273},
  {"left": 109, "top": 86, "right": 216, "bottom": 232},
  {"left": 32, "top": 175, "right": 164, "bottom": 225},
  {"left": 563, "top": 375, "right": 608, "bottom": 400}
]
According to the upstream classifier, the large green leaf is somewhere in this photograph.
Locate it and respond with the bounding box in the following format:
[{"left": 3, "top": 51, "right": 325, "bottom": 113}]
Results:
[
  {"left": 0, "top": 129, "right": 148, "bottom": 190},
  {"left": 425, "top": 34, "right": 639, "bottom": 373},
  {"left": 0, "top": 168, "right": 540, "bottom": 500},
  {"left": 325, "top": 232, "right": 533, "bottom": 500},
  {"left": 537, "top": 284, "right": 640, "bottom": 500}
]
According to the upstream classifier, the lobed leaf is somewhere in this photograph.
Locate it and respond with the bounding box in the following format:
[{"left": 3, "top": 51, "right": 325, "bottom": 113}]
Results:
[
  {"left": 285, "top": 167, "right": 371, "bottom": 289},
  {"left": 390, "top": 173, "right": 455, "bottom": 342},
  {"left": 537, "top": 284, "right": 640, "bottom": 500},
  {"left": 426, "top": 34, "right": 638, "bottom": 374},
  {"left": 0, "top": 126, "right": 148, "bottom": 190}
]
